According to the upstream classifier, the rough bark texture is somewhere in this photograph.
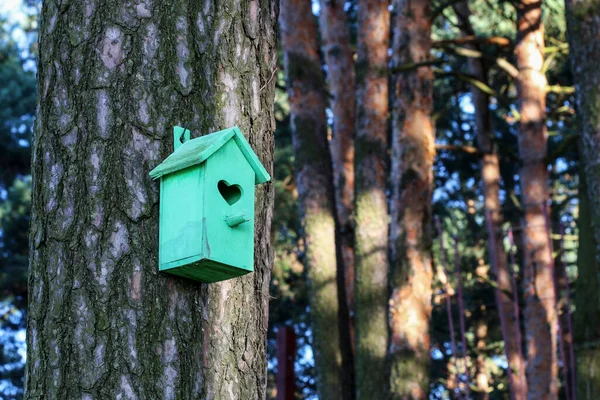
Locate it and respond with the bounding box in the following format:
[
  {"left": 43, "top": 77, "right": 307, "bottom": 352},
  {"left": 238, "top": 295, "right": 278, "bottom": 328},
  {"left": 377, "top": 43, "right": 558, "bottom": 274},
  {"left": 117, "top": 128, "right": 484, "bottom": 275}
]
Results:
[
  {"left": 318, "top": 0, "right": 357, "bottom": 365},
  {"left": 354, "top": 0, "right": 390, "bottom": 398},
  {"left": 452, "top": 3, "right": 527, "bottom": 398},
  {"left": 388, "top": 0, "right": 434, "bottom": 397},
  {"left": 565, "top": 2, "right": 600, "bottom": 397},
  {"left": 515, "top": 0, "right": 558, "bottom": 397},
  {"left": 279, "top": 2, "right": 345, "bottom": 399},
  {"left": 25, "top": 1, "right": 277, "bottom": 399},
  {"left": 573, "top": 174, "right": 600, "bottom": 398}
]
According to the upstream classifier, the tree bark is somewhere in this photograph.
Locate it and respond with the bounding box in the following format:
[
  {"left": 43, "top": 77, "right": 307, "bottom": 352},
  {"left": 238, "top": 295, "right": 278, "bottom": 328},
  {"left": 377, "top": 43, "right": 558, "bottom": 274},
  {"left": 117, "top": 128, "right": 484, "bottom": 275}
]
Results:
[
  {"left": 452, "top": 2, "right": 527, "bottom": 398},
  {"left": 354, "top": 0, "right": 390, "bottom": 398},
  {"left": 515, "top": 0, "right": 558, "bottom": 397},
  {"left": 573, "top": 173, "right": 600, "bottom": 398},
  {"left": 279, "top": 1, "right": 346, "bottom": 399},
  {"left": 25, "top": 1, "right": 277, "bottom": 399},
  {"left": 318, "top": 0, "right": 357, "bottom": 361},
  {"left": 564, "top": 2, "right": 600, "bottom": 397},
  {"left": 388, "top": 0, "right": 434, "bottom": 398}
]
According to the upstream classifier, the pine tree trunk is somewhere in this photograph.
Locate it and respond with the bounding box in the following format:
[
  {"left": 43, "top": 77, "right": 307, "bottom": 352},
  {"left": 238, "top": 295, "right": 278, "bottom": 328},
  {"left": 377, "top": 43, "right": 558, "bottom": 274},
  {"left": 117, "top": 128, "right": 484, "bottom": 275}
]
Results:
[
  {"left": 515, "top": 0, "right": 558, "bottom": 397},
  {"left": 388, "top": 0, "right": 434, "bottom": 398},
  {"left": 318, "top": 0, "right": 357, "bottom": 359},
  {"left": 279, "top": 2, "right": 346, "bottom": 399},
  {"left": 573, "top": 174, "right": 600, "bottom": 398},
  {"left": 25, "top": 1, "right": 277, "bottom": 399},
  {"left": 452, "top": 3, "right": 527, "bottom": 398},
  {"left": 354, "top": 0, "right": 390, "bottom": 398},
  {"left": 565, "top": 3, "right": 600, "bottom": 397}
]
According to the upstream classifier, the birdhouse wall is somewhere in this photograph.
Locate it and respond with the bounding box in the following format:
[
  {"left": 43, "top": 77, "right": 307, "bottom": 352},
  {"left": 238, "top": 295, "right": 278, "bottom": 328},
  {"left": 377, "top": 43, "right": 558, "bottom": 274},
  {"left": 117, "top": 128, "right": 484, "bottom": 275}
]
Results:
[
  {"left": 158, "top": 165, "right": 205, "bottom": 268},
  {"left": 157, "top": 139, "right": 256, "bottom": 282},
  {"left": 203, "top": 140, "right": 255, "bottom": 272}
]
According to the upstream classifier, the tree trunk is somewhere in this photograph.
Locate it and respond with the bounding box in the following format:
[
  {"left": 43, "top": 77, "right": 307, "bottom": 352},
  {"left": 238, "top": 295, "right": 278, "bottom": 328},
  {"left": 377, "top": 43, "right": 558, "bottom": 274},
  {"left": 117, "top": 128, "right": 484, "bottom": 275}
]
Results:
[
  {"left": 354, "top": 0, "right": 390, "bottom": 398},
  {"left": 25, "top": 1, "right": 277, "bottom": 399},
  {"left": 452, "top": 3, "right": 527, "bottom": 398},
  {"left": 388, "top": 0, "right": 434, "bottom": 397},
  {"left": 573, "top": 173, "right": 600, "bottom": 398},
  {"left": 564, "top": 3, "right": 600, "bottom": 397},
  {"left": 515, "top": 0, "right": 558, "bottom": 397},
  {"left": 279, "top": 2, "right": 346, "bottom": 399},
  {"left": 318, "top": 0, "right": 357, "bottom": 361}
]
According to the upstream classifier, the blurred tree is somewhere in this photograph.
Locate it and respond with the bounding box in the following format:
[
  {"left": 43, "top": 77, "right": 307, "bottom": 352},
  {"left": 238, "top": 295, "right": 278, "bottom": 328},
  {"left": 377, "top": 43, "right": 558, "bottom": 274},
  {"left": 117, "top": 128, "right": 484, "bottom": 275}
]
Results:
[
  {"left": 515, "top": 0, "right": 559, "bottom": 397},
  {"left": 387, "top": 0, "right": 435, "bottom": 397},
  {"left": 318, "top": 0, "right": 357, "bottom": 369},
  {"left": 279, "top": 0, "right": 348, "bottom": 398},
  {"left": 565, "top": 0, "right": 600, "bottom": 397},
  {"left": 353, "top": 0, "right": 390, "bottom": 397},
  {"left": 25, "top": 0, "right": 276, "bottom": 398}
]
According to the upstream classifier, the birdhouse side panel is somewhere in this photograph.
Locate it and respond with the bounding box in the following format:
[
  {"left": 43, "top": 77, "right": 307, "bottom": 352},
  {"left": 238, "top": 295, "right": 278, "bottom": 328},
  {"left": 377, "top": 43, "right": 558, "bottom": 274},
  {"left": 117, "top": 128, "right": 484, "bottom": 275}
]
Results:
[
  {"left": 158, "top": 165, "right": 205, "bottom": 269},
  {"left": 202, "top": 140, "right": 256, "bottom": 273}
]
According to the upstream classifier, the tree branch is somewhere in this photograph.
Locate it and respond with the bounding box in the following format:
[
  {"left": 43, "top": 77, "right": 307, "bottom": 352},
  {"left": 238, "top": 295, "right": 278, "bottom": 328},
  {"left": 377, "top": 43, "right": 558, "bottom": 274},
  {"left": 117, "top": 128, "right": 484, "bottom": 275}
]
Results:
[
  {"left": 390, "top": 59, "right": 446, "bottom": 74},
  {"left": 436, "top": 144, "right": 482, "bottom": 156},
  {"left": 432, "top": 35, "right": 512, "bottom": 48},
  {"left": 439, "top": 44, "right": 519, "bottom": 78},
  {"left": 547, "top": 85, "right": 575, "bottom": 95}
]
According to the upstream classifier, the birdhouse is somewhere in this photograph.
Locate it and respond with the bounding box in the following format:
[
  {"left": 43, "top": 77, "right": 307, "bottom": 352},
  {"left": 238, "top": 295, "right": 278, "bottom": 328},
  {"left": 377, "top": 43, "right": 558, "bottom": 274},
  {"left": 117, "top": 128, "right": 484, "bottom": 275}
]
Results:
[{"left": 149, "top": 126, "right": 270, "bottom": 283}]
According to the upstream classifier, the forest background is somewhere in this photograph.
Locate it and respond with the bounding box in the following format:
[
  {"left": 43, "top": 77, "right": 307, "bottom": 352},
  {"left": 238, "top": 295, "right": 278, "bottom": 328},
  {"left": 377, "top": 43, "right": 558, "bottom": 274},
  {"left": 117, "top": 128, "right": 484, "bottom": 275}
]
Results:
[{"left": 0, "top": 0, "right": 596, "bottom": 398}]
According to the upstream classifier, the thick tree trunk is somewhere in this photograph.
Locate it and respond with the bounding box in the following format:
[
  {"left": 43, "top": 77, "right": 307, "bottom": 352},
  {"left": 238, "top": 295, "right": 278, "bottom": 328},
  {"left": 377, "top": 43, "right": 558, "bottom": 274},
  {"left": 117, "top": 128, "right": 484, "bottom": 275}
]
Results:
[
  {"left": 573, "top": 174, "right": 600, "bottom": 398},
  {"left": 388, "top": 0, "right": 434, "bottom": 398},
  {"left": 318, "top": 0, "right": 357, "bottom": 363},
  {"left": 515, "top": 1, "right": 558, "bottom": 398},
  {"left": 279, "top": 2, "right": 346, "bottom": 399},
  {"left": 565, "top": 3, "right": 600, "bottom": 397},
  {"left": 354, "top": 0, "right": 390, "bottom": 398},
  {"left": 452, "top": 3, "right": 527, "bottom": 398},
  {"left": 25, "top": 1, "right": 277, "bottom": 399}
]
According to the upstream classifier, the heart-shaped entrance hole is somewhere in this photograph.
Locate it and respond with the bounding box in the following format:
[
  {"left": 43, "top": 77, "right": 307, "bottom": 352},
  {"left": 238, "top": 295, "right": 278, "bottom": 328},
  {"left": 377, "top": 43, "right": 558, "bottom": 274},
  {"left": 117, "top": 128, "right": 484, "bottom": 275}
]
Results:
[{"left": 218, "top": 180, "right": 242, "bottom": 205}]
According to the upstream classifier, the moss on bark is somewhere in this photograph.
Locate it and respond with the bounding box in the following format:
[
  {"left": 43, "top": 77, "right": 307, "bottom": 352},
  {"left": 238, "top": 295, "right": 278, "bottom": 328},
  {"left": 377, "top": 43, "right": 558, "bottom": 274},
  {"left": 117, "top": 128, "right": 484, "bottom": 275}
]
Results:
[{"left": 26, "top": 0, "right": 277, "bottom": 398}]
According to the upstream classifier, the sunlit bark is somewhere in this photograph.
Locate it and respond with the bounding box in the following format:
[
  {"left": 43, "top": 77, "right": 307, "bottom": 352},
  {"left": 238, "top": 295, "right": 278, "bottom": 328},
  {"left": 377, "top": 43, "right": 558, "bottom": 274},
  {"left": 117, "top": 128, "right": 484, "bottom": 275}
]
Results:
[
  {"left": 388, "top": 0, "right": 434, "bottom": 397},
  {"left": 515, "top": 0, "right": 558, "bottom": 397}
]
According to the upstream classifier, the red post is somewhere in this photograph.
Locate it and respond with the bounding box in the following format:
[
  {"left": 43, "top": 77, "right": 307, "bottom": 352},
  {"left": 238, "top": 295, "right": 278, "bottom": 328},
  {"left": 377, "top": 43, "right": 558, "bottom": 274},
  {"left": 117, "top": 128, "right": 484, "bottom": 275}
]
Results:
[{"left": 276, "top": 327, "right": 296, "bottom": 400}]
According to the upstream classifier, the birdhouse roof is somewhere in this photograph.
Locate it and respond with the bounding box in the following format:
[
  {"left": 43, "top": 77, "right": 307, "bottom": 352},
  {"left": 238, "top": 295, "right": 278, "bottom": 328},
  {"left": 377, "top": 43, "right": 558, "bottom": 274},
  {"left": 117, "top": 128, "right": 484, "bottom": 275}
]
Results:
[{"left": 149, "top": 126, "right": 270, "bottom": 183}]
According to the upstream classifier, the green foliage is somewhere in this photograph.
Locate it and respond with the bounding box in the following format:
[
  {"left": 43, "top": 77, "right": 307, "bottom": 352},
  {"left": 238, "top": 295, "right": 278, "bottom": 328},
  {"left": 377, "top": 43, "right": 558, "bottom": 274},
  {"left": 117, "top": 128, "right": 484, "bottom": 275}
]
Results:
[
  {"left": 0, "top": 30, "right": 35, "bottom": 188},
  {"left": 0, "top": 5, "right": 37, "bottom": 398}
]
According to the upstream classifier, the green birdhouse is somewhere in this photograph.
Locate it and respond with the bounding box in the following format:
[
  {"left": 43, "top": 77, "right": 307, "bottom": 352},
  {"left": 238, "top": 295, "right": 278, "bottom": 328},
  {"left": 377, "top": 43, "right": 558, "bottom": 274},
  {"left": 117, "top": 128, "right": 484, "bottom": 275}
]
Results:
[{"left": 149, "top": 126, "right": 270, "bottom": 283}]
